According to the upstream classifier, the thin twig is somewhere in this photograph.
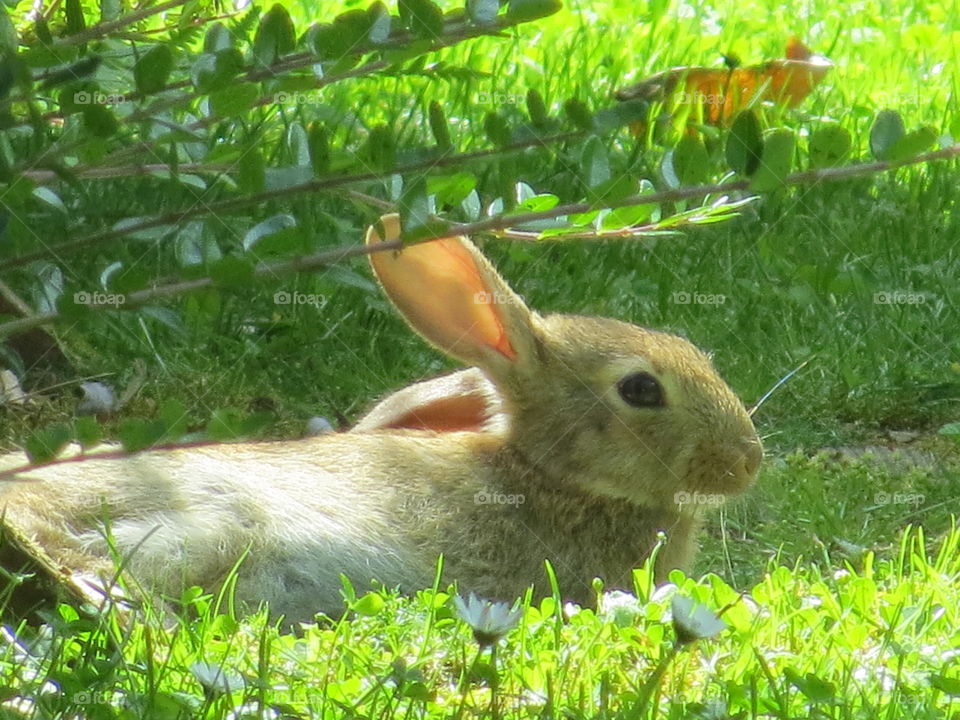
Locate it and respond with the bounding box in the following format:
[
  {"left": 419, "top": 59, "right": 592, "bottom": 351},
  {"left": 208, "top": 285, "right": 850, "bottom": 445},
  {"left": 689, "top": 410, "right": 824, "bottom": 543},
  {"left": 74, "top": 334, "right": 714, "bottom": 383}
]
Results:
[
  {"left": 0, "top": 130, "right": 584, "bottom": 271},
  {"left": 52, "top": 0, "right": 193, "bottom": 48},
  {"left": 1, "top": 143, "right": 957, "bottom": 339}
]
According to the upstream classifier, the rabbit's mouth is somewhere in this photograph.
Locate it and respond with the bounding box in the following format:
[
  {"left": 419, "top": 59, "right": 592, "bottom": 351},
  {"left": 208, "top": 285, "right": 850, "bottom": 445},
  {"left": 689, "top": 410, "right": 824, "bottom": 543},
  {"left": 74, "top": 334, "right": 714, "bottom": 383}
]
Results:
[{"left": 690, "top": 434, "right": 763, "bottom": 496}]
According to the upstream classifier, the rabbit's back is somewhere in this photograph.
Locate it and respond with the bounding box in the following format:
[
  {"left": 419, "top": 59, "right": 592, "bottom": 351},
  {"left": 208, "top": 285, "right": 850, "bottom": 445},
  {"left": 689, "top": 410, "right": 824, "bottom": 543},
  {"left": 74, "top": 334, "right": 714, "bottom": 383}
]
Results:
[{"left": 0, "top": 433, "right": 492, "bottom": 619}]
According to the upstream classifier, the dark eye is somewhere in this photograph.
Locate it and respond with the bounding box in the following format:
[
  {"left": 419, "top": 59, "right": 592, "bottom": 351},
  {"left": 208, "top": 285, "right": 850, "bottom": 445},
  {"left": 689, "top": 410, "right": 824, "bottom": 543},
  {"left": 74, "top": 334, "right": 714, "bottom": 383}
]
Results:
[{"left": 617, "top": 372, "right": 664, "bottom": 408}]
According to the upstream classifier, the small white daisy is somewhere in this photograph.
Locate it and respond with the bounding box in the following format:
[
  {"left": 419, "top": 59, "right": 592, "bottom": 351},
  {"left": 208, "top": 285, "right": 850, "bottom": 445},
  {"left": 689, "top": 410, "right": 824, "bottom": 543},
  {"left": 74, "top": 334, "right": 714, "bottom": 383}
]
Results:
[
  {"left": 670, "top": 595, "right": 726, "bottom": 645},
  {"left": 454, "top": 593, "right": 522, "bottom": 647}
]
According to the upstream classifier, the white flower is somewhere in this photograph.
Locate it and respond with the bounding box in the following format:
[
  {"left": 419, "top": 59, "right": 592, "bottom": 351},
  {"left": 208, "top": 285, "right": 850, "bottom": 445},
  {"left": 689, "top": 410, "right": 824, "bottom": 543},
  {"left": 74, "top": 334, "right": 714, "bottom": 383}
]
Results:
[
  {"left": 190, "top": 661, "right": 245, "bottom": 696},
  {"left": 670, "top": 595, "right": 726, "bottom": 645},
  {"left": 600, "top": 590, "right": 643, "bottom": 627},
  {"left": 454, "top": 593, "right": 522, "bottom": 647}
]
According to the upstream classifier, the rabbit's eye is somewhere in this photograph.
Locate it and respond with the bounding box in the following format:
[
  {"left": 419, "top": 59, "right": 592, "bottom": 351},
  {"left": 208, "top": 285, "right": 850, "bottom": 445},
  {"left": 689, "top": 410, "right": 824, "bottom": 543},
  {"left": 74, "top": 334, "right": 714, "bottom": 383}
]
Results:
[{"left": 617, "top": 372, "right": 664, "bottom": 408}]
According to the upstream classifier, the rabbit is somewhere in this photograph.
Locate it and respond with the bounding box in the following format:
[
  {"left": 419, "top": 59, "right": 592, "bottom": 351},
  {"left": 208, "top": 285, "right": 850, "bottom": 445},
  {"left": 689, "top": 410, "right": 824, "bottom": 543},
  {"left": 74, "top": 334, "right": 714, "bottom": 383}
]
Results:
[{"left": 0, "top": 213, "right": 762, "bottom": 624}]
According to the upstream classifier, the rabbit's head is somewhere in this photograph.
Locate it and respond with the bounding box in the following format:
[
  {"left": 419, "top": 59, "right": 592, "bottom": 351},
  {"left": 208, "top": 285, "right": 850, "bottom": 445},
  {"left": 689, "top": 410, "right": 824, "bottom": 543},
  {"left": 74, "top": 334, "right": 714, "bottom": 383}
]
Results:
[{"left": 366, "top": 215, "right": 761, "bottom": 510}]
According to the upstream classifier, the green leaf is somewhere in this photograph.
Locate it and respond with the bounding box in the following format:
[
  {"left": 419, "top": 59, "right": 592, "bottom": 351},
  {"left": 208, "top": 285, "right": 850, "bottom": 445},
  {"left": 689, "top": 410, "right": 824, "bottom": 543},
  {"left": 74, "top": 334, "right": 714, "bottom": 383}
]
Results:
[
  {"left": 308, "top": 122, "right": 330, "bottom": 175},
  {"left": 107, "top": 266, "right": 150, "bottom": 294},
  {"left": 483, "top": 111, "right": 511, "bottom": 147},
  {"left": 311, "top": 23, "right": 351, "bottom": 61},
  {"left": 950, "top": 116, "right": 960, "bottom": 142},
  {"left": 931, "top": 673, "right": 960, "bottom": 696},
  {"left": 749, "top": 128, "right": 795, "bottom": 191},
  {"left": 32, "top": 186, "right": 67, "bottom": 214},
  {"left": 367, "top": 1, "right": 392, "bottom": 43},
  {"left": 287, "top": 122, "right": 310, "bottom": 166},
  {"left": 134, "top": 44, "right": 173, "bottom": 95},
  {"left": 203, "top": 22, "right": 233, "bottom": 53},
  {"left": 399, "top": 0, "right": 444, "bottom": 39},
  {"left": 580, "top": 135, "right": 610, "bottom": 188},
  {"left": 207, "top": 408, "right": 246, "bottom": 441},
  {"left": 253, "top": 3, "right": 296, "bottom": 67},
  {"left": 427, "top": 172, "right": 476, "bottom": 207},
  {"left": 118, "top": 418, "right": 169, "bottom": 452},
  {"left": 587, "top": 175, "right": 637, "bottom": 206},
  {"left": 209, "top": 83, "right": 258, "bottom": 118},
  {"left": 808, "top": 124, "right": 851, "bottom": 168},
  {"left": 191, "top": 49, "right": 244, "bottom": 93},
  {"left": 563, "top": 98, "right": 593, "bottom": 131},
  {"left": 428, "top": 100, "right": 452, "bottom": 150},
  {"left": 526, "top": 89, "right": 548, "bottom": 129},
  {"left": 243, "top": 214, "right": 297, "bottom": 251},
  {"left": 82, "top": 105, "right": 118, "bottom": 138},
  {"left": 238, "top": 147, "right": 265, "bottom": 193},
  {"left": 313, "top": 9, "right": 372, "bottom": 61},
  {"left": 785, "top": 668, "right": 837, "bottom": 703},
  {"left": 34, "top": 17, "right": 53, "bottom": 46},
  {"left": 664, "top": 134, "right": 709, "bottom": 187},
  {"left": 511, "top": 193, "right": 559, "bottom": 213},
  {"left": 353, "top": 592, "right": 385, "bottom": 616},
  {"left": 602, "top": 201, "right": 656, "bottom": 228},
  {"left": 886, "top": 125, "right": 937, "bottom": 162},
  {"left": 938, "top": 422, "right": 960, "bottom": 438},
  {"left": 73, "top": 416, "right": 102, "bottom": 449},
  {"left": 593, "top": 99, "right": 648, "bottom": 133},
  {"left": 869, "top": 110, "right": 905, "bottom": 160},
  {"left": 210, "top": 256, "right": 255, "bottom": 289},
  {"left": 25, "top": 424, "right": 72, "bottom": 463},
  {"left": 398, "top": 176, "right": 432, "bottom": 234},
  {"left": 175, "top": 221, "right": 221, "bottom": 266},
  {"left": 504, "top": 0, "right": 562, "bottom": 23},
  {"left": 402, "top": 682, "right": 433, "bottom": 702},
  {"left": 0, "top": 132, "right": 13, "bottom": 182},
  {"left": 0, "top": 4, "right": 17, "bottom": 55},
  {"left": 365, "top": 125, "right": 397, "bottom": 170},
  {"left": 65, "top": 0, "right": 86, "bottom": 35},
  {"left": 158, "top": 400, "right": 190, "bottom": 441},
  {"left": 569, "top": 210, "right": 598, "bottom": 227},
  {"left": 468, "top": 0, "right": 499, "bottom": 25},
  {"left": 726, "top": 110, "right": 763, "bottom": 176}
]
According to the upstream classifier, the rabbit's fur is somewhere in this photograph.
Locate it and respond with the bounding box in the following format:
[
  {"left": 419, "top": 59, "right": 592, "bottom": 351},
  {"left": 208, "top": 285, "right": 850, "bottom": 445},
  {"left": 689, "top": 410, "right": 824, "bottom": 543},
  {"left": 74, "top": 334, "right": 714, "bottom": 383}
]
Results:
[{"left": 0, "top": 214, "right": 761, "bottom": 623}]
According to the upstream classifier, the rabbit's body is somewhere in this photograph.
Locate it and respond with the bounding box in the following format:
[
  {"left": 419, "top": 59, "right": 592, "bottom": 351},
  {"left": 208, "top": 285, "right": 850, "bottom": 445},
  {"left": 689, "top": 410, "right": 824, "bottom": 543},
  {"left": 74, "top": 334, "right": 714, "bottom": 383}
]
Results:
[
  {"left": 2, "top": 426, "right": 699, "bottom": 621},
  {"left": 1, "top": 214, "right": 761, "bottom": 622}
]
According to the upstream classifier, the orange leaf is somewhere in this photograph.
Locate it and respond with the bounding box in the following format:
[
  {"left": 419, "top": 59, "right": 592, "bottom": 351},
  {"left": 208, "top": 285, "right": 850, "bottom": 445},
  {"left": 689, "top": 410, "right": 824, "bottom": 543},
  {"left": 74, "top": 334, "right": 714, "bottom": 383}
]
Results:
[{"left": 615, "top": 38, "right": 831, "bottom": 130}]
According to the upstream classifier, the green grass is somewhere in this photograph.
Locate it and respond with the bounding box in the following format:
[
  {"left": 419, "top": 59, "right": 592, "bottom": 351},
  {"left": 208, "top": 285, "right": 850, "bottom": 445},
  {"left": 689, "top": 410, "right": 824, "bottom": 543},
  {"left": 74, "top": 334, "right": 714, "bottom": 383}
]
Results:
[
  {"left": 2, "top": 525, "right": 959, "bottom": 717},
  {"left": 2, "top": 0, "right": 960, "bottom": 716}
]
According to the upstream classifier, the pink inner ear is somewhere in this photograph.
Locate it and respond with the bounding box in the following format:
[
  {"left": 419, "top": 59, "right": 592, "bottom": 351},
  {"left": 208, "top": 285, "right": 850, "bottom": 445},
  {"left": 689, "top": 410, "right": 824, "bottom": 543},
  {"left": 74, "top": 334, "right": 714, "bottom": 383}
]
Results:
[
  {"left": 370, "top": 236, "right": 517, "bottom": 361},
  {"left": 370, "top": 394, "right": 492, "bottom": 432}
]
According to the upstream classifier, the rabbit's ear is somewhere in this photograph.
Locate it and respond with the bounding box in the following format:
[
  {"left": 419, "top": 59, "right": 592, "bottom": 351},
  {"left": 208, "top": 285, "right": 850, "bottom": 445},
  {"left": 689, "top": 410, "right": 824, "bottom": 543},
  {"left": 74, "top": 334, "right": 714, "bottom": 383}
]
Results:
[
  {"left": 354, "top": 368, "right": 502, "bottom": 433},
  {"left": 366, "top": 215, "right": 538, "bottom": 378}
]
